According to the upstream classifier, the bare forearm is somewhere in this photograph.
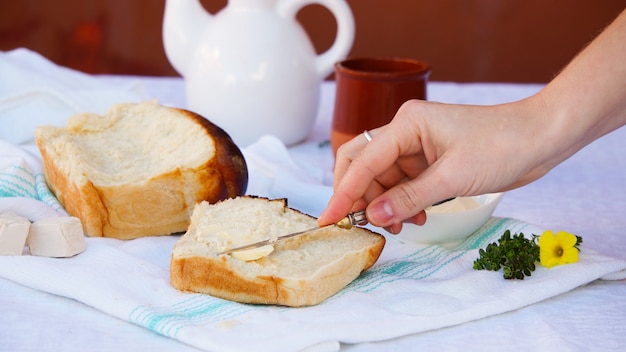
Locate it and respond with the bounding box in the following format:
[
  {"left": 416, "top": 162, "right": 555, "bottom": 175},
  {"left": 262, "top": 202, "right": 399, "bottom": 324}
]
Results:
[{"left": 535, "top": 9, "right": 626, "bottom": 166}]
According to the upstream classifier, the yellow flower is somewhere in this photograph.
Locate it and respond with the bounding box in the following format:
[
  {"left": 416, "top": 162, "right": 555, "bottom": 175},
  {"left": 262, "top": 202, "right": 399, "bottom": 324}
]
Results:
[{"left": 538, "top": 230, "right": 580, "bottom": 268}]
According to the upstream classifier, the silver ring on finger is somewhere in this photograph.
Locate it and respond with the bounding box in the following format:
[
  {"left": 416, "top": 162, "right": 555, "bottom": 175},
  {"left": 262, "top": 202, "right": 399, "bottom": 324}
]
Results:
[{"left": 363, "top": 130, "right": 373, "bottom": 142}]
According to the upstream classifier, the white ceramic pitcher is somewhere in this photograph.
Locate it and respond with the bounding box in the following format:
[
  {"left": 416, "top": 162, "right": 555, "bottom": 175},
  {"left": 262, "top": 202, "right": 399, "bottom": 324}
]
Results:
[{"left": 163, "top": 0, "right": 354, "bottom": 146}]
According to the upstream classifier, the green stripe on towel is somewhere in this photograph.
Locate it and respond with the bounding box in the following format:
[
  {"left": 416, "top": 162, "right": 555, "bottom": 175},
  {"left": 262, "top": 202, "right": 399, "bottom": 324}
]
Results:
[{"left": 0, "top": 162, "right": 65, "bottom": 211}]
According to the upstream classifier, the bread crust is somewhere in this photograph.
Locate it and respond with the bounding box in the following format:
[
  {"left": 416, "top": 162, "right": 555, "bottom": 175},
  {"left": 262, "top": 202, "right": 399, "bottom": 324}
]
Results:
[
  {"left": 176, "top": 108, "right": 248, "bottom": 199},
  {"left": 36, "top": 102, "right": 248, "bottom": 240}
]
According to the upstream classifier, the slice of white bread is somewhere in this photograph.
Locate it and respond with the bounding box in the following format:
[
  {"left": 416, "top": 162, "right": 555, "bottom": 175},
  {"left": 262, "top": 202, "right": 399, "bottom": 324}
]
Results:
[
  {"left": 170, "top": 196, "right": 386, "bottom": 307},
  {"left": 35, "top": 101, "right": 248, "bottom": 240}
]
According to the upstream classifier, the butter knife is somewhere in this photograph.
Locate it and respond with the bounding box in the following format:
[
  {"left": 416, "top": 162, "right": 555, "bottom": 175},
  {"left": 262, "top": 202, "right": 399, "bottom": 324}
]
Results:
[{"left": 219, "top": 210, "right": 368, "bottom": 255}]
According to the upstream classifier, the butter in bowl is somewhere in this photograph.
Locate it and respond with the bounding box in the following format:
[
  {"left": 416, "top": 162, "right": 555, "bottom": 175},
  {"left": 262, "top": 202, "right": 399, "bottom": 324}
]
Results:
[{"left": 395, "top": 193, "right": 504, "bottom": 245}]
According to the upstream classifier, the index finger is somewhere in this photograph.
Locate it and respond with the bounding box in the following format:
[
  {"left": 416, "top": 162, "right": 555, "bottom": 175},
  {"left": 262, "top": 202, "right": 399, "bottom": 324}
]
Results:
[{"left": 320, "top": 128, "right": 403, "bottom": 224}]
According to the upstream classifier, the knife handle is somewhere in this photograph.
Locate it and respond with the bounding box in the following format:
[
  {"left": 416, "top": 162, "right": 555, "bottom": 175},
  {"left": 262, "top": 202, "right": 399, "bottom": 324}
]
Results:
[{"left": 336, "top": 210, "right": 368, "bottom": 229}]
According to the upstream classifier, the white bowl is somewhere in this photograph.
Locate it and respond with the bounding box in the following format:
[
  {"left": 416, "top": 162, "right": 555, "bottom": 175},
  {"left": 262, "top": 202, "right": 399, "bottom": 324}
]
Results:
[{"left": 395, "top": 193, "right": 504, "bottom": 245}]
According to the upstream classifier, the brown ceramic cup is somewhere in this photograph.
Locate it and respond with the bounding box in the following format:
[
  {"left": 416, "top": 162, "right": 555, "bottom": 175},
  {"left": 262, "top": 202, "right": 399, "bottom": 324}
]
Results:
[{"left": 331, "top": 57, "right": 431, "bottom": 156}]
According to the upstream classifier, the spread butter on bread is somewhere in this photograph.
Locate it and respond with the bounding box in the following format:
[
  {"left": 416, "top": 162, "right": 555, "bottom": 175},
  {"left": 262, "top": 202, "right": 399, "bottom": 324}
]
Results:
[
  {"left": 35, "top": 101, "right": 248, "bottom": 240},
  {"left": 170, "top": 196, "right": 386, "bottom": 307}
]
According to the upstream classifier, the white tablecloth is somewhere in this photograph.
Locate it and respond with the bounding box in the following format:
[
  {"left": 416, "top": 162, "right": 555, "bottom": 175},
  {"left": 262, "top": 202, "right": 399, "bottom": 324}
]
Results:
[{"left": 2, "top": 50, "right": 625, "bottom": 351}]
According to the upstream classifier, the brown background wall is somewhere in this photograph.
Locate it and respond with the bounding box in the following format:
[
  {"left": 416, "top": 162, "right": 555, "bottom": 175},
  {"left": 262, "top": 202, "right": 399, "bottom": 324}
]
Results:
[{"left": 1, "top": 0, "right": 624, "bottom": 82}]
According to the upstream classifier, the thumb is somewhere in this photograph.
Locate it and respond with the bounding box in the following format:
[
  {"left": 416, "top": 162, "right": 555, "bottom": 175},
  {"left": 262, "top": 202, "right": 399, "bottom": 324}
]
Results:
[{"left": 365, "top": 167, "right": 455, "bottom": 227}]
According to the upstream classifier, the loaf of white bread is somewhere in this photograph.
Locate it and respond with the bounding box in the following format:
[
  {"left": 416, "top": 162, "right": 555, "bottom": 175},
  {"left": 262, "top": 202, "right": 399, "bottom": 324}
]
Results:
[
  {"left": 170, "top": 196, "right": 386, "bottom": 307},
  {"left": 35, "top": 101, "right": 248, "bottom": 240}
]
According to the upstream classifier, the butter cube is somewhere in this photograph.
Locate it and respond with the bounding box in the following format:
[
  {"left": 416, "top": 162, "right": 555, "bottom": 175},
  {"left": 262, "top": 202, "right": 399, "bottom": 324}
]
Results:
[
  {"left": 0, "top": 212, "right": 30, "bottom": 255},
  {"left": 28, "top": 217, "right": 86, "bottom": 257}
]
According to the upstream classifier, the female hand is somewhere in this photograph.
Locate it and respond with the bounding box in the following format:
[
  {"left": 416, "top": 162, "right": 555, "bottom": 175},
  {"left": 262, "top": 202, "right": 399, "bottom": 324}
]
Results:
[{"left": 318, "top": 97, "right": 553, "bottom": 233}]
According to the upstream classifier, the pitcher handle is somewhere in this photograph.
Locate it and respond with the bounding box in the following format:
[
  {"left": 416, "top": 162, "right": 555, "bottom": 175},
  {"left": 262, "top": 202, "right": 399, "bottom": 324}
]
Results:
[{"left": 277, "top": 0, "right": 355, "bottom": 78}]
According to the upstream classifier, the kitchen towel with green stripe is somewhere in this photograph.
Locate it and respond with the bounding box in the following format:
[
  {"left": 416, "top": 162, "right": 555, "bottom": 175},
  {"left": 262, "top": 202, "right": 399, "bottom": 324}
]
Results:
[
  {"left": 0, "top": 140, "right": 67, "bottom": 220},
  {"left": 0, "top": 216, "right": 625, "bottom": 352}
]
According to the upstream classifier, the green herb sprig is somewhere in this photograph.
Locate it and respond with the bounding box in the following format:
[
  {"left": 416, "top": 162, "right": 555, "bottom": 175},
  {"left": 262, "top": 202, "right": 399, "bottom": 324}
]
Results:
[{"left": 473, "top": 230, "right": 540, "bottom": 280}]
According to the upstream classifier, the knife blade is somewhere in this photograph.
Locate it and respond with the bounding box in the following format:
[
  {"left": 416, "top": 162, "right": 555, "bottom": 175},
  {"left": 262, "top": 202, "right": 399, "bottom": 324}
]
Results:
[{"left": 219, "top": 210, "right": 368, "bottom": 255}]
